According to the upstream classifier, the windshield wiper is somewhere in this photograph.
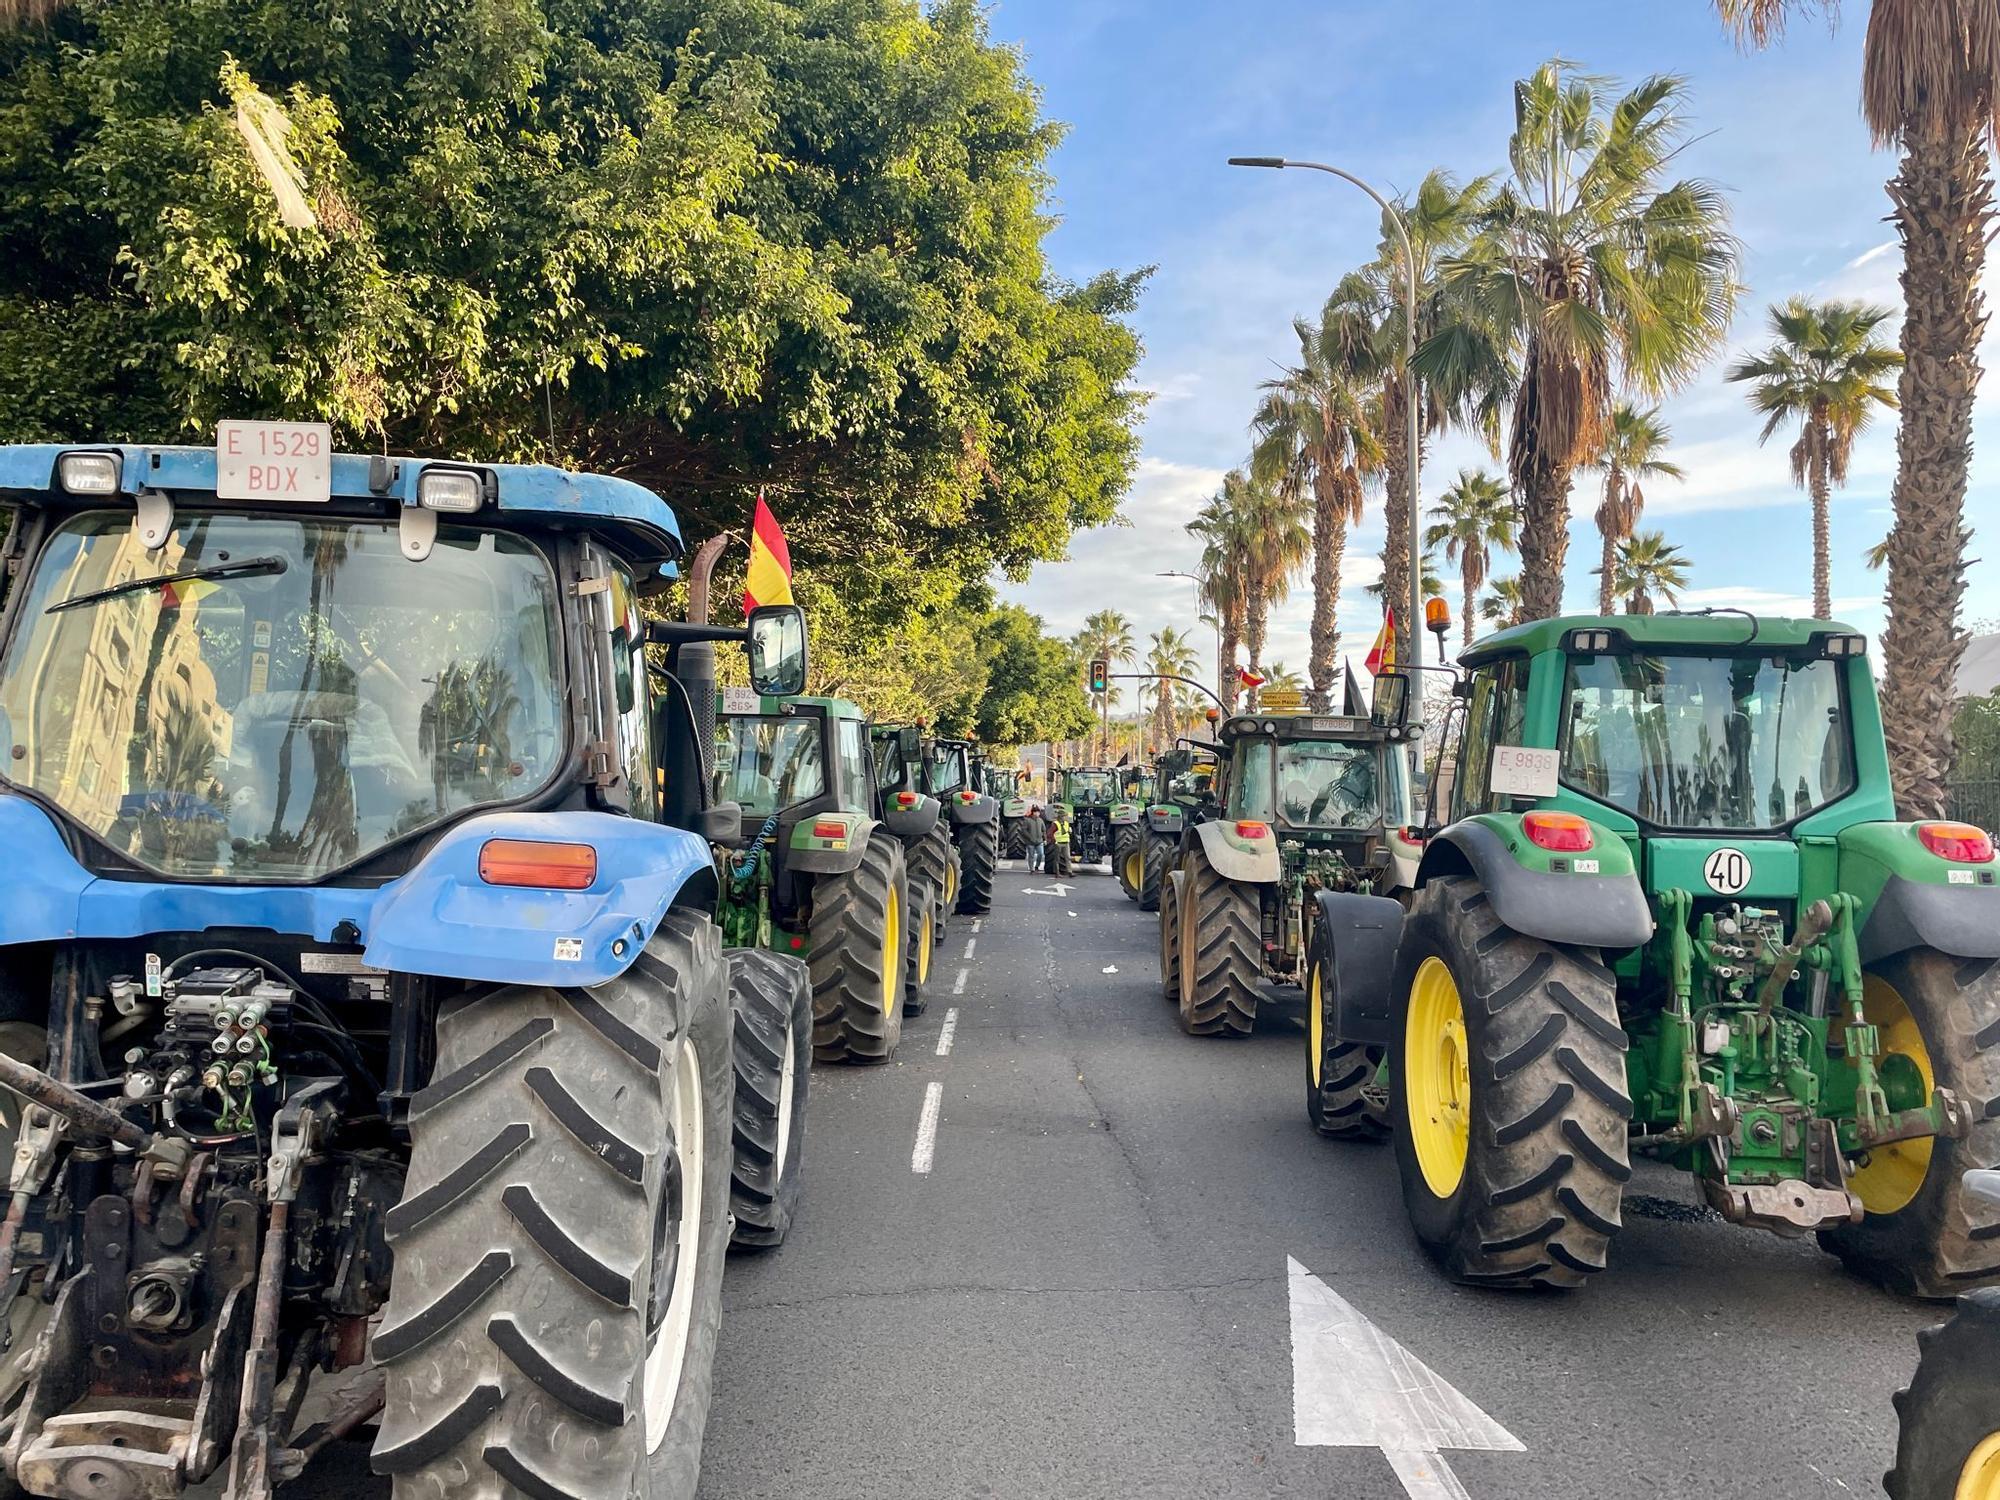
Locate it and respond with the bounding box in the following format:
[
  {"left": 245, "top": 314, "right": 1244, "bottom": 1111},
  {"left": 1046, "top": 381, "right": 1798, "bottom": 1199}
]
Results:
[{"left": 47, "top": 555, "right": 289, "bottom": 615}]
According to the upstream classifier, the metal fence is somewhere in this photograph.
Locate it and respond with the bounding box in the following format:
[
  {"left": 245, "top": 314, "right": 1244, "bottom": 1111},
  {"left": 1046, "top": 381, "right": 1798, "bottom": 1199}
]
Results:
[{"left": 1947, "top": 779, "right": 2000, "bottom": 831}]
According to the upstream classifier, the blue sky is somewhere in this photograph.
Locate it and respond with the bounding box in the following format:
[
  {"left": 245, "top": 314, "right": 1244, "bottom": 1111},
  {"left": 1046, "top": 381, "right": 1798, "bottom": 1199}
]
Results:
[{"left": 985, "top": 0, "right": 2000, "bottom": 688}]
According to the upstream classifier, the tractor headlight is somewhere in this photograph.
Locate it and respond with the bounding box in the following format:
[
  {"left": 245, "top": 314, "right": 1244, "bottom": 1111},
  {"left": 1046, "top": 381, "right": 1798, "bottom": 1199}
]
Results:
[
  {"left": 58, "top": 451, "right": 121, "bottom": 496},
  {"left": 416, "top": 466, "right": 486, "bottom": 513},
  {"left": 1826, "top": 634, "right": 1866, "bottom": 658}
]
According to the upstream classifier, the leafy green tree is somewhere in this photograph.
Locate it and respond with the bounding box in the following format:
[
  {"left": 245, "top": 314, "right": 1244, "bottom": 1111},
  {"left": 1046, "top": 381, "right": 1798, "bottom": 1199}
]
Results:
[
  {"left": 1726, "top": 297, "right": 1901, "bottom": 620},
  {"left": 966, "top": 605, "right": 1092, "bottom": 747}
]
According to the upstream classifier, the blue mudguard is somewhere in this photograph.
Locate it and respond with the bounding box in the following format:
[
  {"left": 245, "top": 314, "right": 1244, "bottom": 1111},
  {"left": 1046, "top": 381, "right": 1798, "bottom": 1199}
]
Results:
[{"left": 0, "top": 796, "right": 708, "bottom": 988}]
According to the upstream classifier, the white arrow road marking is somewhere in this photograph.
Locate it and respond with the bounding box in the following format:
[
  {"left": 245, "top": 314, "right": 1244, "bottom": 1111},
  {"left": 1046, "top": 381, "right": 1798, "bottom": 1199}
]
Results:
[
  {"left": 911, "top": 1082, "right": 943, "bottom": 1174},
  {"left": 1101, "top": 965, "right": 1119, "bottom": 974},
  {"left": 1020, "top": 883, "right": 1074, "bottom": 896},
  {"left": 1288, "top": 1256, "right": 1521, "bottom": 1498}
]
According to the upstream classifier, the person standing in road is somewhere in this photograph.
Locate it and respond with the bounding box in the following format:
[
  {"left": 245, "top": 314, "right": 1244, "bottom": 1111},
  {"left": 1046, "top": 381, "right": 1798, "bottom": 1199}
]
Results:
[{"left": 1023, "top": 803, "right": 1047, "bottom": 871}]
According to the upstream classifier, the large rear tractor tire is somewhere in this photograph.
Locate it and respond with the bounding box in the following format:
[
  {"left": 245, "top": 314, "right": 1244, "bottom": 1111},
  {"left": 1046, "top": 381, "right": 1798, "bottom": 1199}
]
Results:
[
  {"left": 1387, "top": 875, "right": 1631, "bottom": 1290},
  {"left": 957, "top": 820, "right": 998, "bottom": 916},
  {"left": 372, "top": 910, "right": 733, "bottom": 1499},
  {"left": 726, "top": 949, "right": 811, "bottom": 1251},
  {"left": 1003, "top": 819, "right": 1028, "bottom": 860},
  {"left": 1115, "top": 828, "right": 1143, "bottom": 903},
  {"left": 1305, "top": 936, "right": 1386, "bottom": 1140},
  {"left": 1886, "top": 1285, "right": 2000, "bottom": 1499},
  {"left": 909, "top": 825, "right": 956, "bottom": 942},
  {"left": 1159, "top": 869, "right": 1184, "bottom": 1003},
  {"left": 1822, "top": 948, "right": 2000, "bottom": 1298},
  {"left": 1139, "top": 834, "right": 1169, "bottom": 913},
  {"left": 1174, "top": 844, "right": 1262, "bottom": 1038},
  {"left": 904, "top": 878, "right": 938, "bottom": 1018},
  {"left": 808, "top": 833, "right": 908, "bottom": 1065}
]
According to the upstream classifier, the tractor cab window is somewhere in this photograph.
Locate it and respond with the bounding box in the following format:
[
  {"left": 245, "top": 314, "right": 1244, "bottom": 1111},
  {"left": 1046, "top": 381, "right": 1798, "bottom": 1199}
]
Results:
[
  {"left": 1229, "top": 742, "right": 1275, "bottom": 821},
  {"left": 0, "top": 510, "right": 564, "bottom": 881},
  {"left": 924, "top": 745, "right": 967, "bottom": 796},
  {"left": 832, "top": 718, "right": 872, "bottom": 813},
  {"left": 607, "top": 565, "right": 656, "bottom": 821},
  {"left": 713, "top": 714, "right": 824, "bottom": 816},
  {"left": 1067, "top": 770, "right": 1116, "bottom": 805},
  {"left": 1454, "top": 659, "right": 1531, "bottom": 818},
  {"left": 872, "top": 734, "right": 904, "bottom": 795},
  {"left": 1274, "top": 741, "right": 1382, "bottom": 829},
  {"left": 1559, "top": 651, "right": 1854, "bottom": 830}
]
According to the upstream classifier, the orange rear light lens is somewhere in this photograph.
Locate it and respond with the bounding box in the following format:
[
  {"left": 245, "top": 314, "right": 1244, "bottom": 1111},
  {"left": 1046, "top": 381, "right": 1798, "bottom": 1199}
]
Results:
[
  {"left": 812, "top": 820, "right": 847, "bottom": 840},
  {"left": 1918, "top": 822, "right": 1995, "bottom": 863},
  {"left": 1397, "top": 825, "right": 1426, "bottom": 845},
  {"left": 896, "top": 791, "right": 918, "bottom": 807},
  {"left": 1235, "top": 821, "right": 1269, "bottom": 839},
  {"left": 1522, "top": 811, "right": 1593, "bottom": 853},
  {"left": 478, "top": 839, "right": 596, "bottom": 889}
]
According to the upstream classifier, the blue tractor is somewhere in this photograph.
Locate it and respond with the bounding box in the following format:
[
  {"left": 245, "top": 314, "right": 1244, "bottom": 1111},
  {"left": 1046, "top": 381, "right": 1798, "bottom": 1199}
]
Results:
[{"left": 0, "top": 440, "right": 806, "bottom": 1499}]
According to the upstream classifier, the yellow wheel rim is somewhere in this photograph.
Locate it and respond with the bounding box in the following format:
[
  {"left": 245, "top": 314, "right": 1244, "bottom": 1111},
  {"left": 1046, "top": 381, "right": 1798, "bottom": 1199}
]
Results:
[
  {"left": 1125, "top": 849, "right": 1143, "bottom": 888},
  {"left": 1848, "top": 971, "right": 1935, "bottom": 1216},
  {"left": 1407, "top": 957, "right": 1472, "bottom": 1199},
  {"left": 1309, "top": 965, "right": 1323, "bottom": 1087},
  {"left": 882, "top": 884, "right": 901, "bottom": 1018},
  {"left": 1959, "top": 1433, "right": 2000, "bottom": 1500},
  {"left": 917, "top": 910, "right": 933, "bottom": 987},
  {"left": 945, "top": 861, "right": 958, "bottom": 904}
]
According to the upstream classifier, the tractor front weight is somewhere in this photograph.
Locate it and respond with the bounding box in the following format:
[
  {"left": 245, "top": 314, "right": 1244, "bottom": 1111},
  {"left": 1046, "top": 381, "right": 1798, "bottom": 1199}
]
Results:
[{"left": 1631, "top": 889, "right": 1969, "bottom": 1235}]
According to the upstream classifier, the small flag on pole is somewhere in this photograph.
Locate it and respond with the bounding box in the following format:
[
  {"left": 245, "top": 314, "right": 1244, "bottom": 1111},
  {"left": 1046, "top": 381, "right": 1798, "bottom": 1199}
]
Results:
[
  {"left": 743, "top": 493, "right": 793, "bottom": 617},
  {"left": 1364, "top": 607, "right": 1396, "bottom": 675},
  {"left": 1238, "top": 665, "right": 1267, "bottom": 690}
]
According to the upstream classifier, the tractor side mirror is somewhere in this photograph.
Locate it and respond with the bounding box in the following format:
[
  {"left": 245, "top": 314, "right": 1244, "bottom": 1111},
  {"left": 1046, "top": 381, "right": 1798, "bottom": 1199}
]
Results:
[
  {"left": 1370, "top": 671, "right": 1411, "bottom": 730},
  {"left": 746, "top": 604, "right": 808, "bottom": 698},
  {"left": 698, "top": 799, "right": 743, "bottom": 845},
  {"left": 899, "top": 724, "right": 921, "bottom": 760}
]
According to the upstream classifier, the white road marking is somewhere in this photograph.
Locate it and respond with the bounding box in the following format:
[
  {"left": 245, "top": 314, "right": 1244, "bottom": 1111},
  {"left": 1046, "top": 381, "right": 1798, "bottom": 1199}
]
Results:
[
  {"left": 963, "top": 938, "right": 977, "bottom": 958},
  {"left": 971, "top": 919, "right": 983, "bottom": 934},
  {"left": 952, "top": 967, "right": 969, "bottom": 994},
  {"left": 911, "top": 1082, "right": 943, "bottom": 1173},
  {"left": 935, "top": 1009, "right": 959, "bottom": 1055},
  {"left": 1102, "top": 965, "right": 1119, "bottom": 974},
  {"left": 1020, "top": 882, "right": 1074, "bottom": 896},
  {"left": 1288, "top": 1256, "right": 1520, "bottom": 1498}
]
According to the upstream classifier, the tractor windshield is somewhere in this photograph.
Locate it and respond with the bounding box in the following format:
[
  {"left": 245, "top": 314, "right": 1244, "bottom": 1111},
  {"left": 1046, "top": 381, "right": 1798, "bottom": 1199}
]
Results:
[
  {"left": 713, "top": 715, "right": 825, "bottom": 816},
  {"left": 924, "top": 745, "right": 968, "bottom": 796},
  {"left": 1066, "top": 771, "right": 1117, "bottom": 804},
  {"left": 1238, "top": 741, "right": 1385, "bottom": 829},
  {"left": 0, "top": 510, "right": 564, "bottom": 882},
  {"left": 1560, "top": 652, "right": 1854, "bottom": 831}
]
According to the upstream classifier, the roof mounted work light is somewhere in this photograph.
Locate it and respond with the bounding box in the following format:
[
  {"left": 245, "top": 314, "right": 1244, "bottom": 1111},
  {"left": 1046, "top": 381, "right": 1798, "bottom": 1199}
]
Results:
[
  {"left": 57, "top": 451, "right": 121, "bottom": 496},
  {"left": 416, "top": 467, "right": 487, "bottom": 514}
]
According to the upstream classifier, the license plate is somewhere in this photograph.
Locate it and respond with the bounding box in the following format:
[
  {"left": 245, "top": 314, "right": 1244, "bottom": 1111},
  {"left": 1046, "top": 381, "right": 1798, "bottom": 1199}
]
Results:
[{"left": 216, "top": 420, "right": 333, "bottom": 503}]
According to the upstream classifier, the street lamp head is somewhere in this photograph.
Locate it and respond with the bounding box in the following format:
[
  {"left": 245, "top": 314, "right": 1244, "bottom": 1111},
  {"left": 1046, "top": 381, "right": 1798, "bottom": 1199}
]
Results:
[{"left": 1227, "top": 156, "right": 1286, "bottom": 169}]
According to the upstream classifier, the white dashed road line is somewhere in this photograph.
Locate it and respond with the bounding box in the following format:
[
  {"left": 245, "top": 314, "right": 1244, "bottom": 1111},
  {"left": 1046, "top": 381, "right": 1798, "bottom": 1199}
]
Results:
[
  {"left": 911, "top": 1082, "right": 944, "bottom": 1174},
  {"left": 963, "top": 937, "right": 977, "bottom": 958},
  {"left": 935, "top": 1008, "right": 959, "bottom": 1056},
  {"left": 952, "top": 967, "right": 969, "bottom": 994},
  {"left": 971, "top": 919, "right": 983, "bottom": 933}
]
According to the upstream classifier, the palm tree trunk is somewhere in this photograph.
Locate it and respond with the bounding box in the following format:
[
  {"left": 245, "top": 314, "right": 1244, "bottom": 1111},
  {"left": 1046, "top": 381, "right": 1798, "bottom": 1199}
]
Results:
[
  {"left": 1380, "top": 385, "right": 1412, "bottom": 662},
  {"left": 1518, "top": 455, "right": 1573, "bottom": 622},
  {"left": 1461, "top": 566, "right": 1475, "bottom": 651},
  {"left": 1219, "top": 617, "right": 1241, "bottom": 713},
  {"left": 1597, "top": 529, "right": 1617, "bottom": 617},
  {"left": 1245, "top": 576, "right": 1268, "bottom": 710},
  {"left": 1810, "top": 439, "right": 1833, "bottom": 621},
  {"left": 1881, "top": 129, "right": 1991, "bottom": 818},
  {"left": 1309, "top": 472, "right": 1343, "bottom": 708}
]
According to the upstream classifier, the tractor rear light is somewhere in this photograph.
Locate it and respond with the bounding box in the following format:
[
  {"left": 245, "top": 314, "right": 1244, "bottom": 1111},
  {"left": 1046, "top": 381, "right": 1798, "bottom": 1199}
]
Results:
[
  {"left": 1522, "top": 811, "right": 1593, "bottom": 853},
  {"left": 58, "top": 451, "right": 121, "bottom": 495},
  {"left": 959, "top": 791, "right": 977, "bottom": 803},
  {"left": 1236, "top": 821, "right": 1269, "bottom": 840},
  {"left": 1397, "top": 825, "right": 1426, "bottom": 845},
  {"left": 1918, "top": 822, "right": 1995, "bottom": 863},
  {"left": 478, "top": 839, "right": 597, "bottom": 889},
  {"left": 895, "top": 791, "right": 918, "bottom": 808},
  {"left": 812, "top": 820, "right": 848, "bottom": 840}
]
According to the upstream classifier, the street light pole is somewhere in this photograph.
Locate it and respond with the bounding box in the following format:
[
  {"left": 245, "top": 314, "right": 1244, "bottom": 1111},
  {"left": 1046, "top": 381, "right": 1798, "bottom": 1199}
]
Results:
[{"left": 1227, "top": 156, "right": 1422, "bottom": 675}]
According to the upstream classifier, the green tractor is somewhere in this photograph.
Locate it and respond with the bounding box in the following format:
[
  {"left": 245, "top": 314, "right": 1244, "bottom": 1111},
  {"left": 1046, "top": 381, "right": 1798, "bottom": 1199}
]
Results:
[
  {"left": 712, "top": 694, "right": 940, "bottom": 1062},
  {"left": 1159, "top": 697, "right": 1422, "bottom": 1040},
  {"left": 1110, "top": 765, "right": 1157, "bottom": 900},
  {"left": 873, "top": 722, "right": 964, "bottom": 952},
  {"left": 919, "top": 735, "right": 1001, "bottom": 915},
  {"left": 1048, "top": 766, "right": 1121, "bottom": 875},
  {"left": 985, "top": 761, "right": 1035, "bottom": 857},
  {"left": 1312, "top": 613, "right": 2000, "bottom": 1295},
  {"left": 1124, "top": 744, "right": 1219, "bottom": 912}
]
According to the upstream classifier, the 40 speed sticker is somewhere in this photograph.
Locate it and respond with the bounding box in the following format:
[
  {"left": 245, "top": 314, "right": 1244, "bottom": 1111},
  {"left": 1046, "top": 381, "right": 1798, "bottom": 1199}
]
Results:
[{"left": 1703, "top": 847, "right": 1752, "bottom": 895}]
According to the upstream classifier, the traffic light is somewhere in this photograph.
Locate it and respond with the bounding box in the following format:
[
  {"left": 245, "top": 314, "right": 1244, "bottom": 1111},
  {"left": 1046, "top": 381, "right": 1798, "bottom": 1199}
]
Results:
[{"left": 1088, "top": 657, "right": 1109, "bottom": 694}]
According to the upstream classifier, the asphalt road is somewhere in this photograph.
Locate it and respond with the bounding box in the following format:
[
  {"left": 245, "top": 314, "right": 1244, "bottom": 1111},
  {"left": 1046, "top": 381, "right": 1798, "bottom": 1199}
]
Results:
[
  {"left": 299, "top": 858, "right": 1938, "bottom": 1498},
  {"left": 698, "top": 858, "right": 1939, "bottom": 1500}
]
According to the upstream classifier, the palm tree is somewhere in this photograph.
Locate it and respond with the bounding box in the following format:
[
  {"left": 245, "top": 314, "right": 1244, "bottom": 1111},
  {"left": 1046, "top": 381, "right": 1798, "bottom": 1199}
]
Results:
[
  {"left": 1251, "top": 292, "right": 1383, "bottom": 707},
  {"left": 1262, "top": 661, "right": 1306, "bottom": 694},
  {"left": 1480, "top": 575, "right": 1524, "bottom": 628},
  {"left": 1717, "top": 3, "right": 1999, "bottom": 816},
  {"left": 1423, "top": 62, "right": 1739, "bottom": 622},
  {"left": 1189, "top": 495, "right": 1252, "bottom": 712},
  {"left": 1074, "top": 610, "right": 1136, "bottom": 763},
  {"left": 1141, "top": 628, "right": 1200, "bottom": 753},
  {"left": 1589, "top": 404, "right": 1685, "bottom": 616},
  {"left": 1603, "top": 531, "right": 1691, "bottom": 616},
  {"left": 1425, "top": 469, "right": 1516, "bottom": 649},
  {"left": 1322, "top": 170, "right": 1500, "bottom": 663},
  {"left": 1223, "top": 470, "right": 1310, "bottom": 710},
  {"left": 1726, "top": 297, "right": 1901, "bottom": 620}
]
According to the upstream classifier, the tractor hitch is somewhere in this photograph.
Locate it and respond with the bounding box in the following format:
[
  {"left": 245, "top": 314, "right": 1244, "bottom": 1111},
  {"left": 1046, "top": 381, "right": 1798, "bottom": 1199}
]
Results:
[{"left": 1701, "top": 1178, "right": 1863, "bottom": 1237}]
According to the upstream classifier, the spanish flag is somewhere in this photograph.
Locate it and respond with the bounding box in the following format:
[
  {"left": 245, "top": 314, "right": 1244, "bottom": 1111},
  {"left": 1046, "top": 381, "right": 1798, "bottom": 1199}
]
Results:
[
  {"left": 1237, "top": 665, "right": 1266, "bottom": 690},
  {"left": 1363, "top": 606, "right": 1396, "bottom": 675},
  {"left": 742, "top": 493, "right": 793, "bottom": 616}
]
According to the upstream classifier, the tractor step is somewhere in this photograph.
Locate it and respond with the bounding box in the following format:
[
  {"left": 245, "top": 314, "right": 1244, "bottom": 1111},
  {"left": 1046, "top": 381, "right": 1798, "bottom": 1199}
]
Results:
[{"left": 1701, "top": 1177, "right": 1864, "bottom": 1238}]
